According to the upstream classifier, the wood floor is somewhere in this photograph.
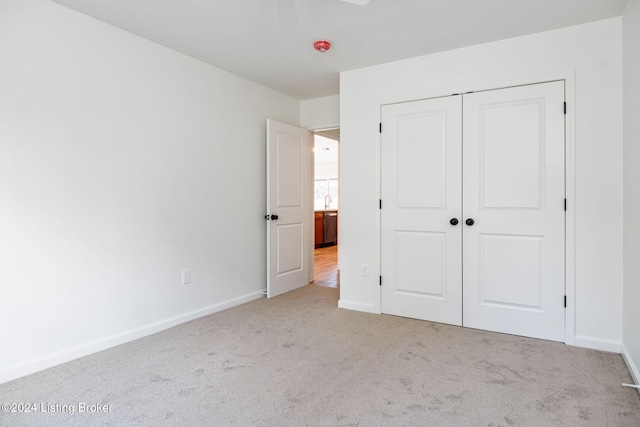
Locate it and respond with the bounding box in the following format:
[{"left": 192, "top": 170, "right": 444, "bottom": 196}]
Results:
[{"left": 313, "top": 245, "right": 338, "bottom": 288}]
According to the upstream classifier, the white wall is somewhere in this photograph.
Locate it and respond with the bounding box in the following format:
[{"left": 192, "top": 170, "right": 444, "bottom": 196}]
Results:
[
  {"left": 300, "top": 95, "right": 339, "bottom": 130},
  {"left": 0, "top": 0, "right": 299, "bottom": 382},
  {"left": 314, "top": 138, "right": 339, "bottom": 180},
  {"left": 340, "top": 18, "right": 623, "bottom": 351},
  {"left": 622, "top": 0, "right": 640, "bottom": 383}
]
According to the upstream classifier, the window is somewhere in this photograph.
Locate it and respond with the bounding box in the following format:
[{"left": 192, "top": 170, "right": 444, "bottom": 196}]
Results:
[
  {"left": 315, "top": 179, "right": 338, "bottom": 210},
  {"left": 314, "top": 134, "right": 339, "bottom": 210}
]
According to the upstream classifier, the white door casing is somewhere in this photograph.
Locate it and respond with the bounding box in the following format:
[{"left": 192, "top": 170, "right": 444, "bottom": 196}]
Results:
[
  {"left": 380, "top": 81, "right": 565, "bottom": 342},
  {"left": 266, "top": 119, "right": 312, "bottom": 298},
  {"left": 462, "top": 81, "right": 565, "bottom": 341},
  {"left": 381, "top": 96, "right": 463, "bottom": 325}
]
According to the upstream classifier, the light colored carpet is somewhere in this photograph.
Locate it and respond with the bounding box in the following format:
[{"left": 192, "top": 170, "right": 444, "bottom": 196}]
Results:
[{"left": 1, "top": 284, "right": 639, "bottom": 426}]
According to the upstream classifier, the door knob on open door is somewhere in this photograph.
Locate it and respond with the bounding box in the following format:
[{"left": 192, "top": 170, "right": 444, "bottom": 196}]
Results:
[
  {"left": 450, "top": 218, "right": 459, "bottom": 225},
  {"left": 465, "top": 218, "right": 474, "bottom": 226},
  {"left": 270, "top": 214, "right": 279, "bottom": 220}
]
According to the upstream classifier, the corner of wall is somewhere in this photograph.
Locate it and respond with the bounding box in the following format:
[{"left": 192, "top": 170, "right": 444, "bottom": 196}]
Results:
[{"left": 622, "top": 343, "right": 640, "bottom": 386}]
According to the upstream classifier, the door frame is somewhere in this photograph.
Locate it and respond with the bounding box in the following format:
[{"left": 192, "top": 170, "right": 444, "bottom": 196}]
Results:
[
  {"left": 372, "top": 71, "right": 576, "bottom": 345},
  {"left": 309, "top": 127, "right": 341, "bottom": 283}
]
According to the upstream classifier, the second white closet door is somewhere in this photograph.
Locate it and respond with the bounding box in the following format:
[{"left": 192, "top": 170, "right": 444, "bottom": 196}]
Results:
[{"left": 462, "top": 82, "right": 566, "bottom": 342}]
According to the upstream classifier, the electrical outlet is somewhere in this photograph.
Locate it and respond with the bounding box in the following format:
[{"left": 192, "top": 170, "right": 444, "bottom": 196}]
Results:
[
  {"left": 362, "top": 263, "right": 369, "bottom": 277},
  {"left": 181, "top": 269, "right": 191, "bottom": 285}
]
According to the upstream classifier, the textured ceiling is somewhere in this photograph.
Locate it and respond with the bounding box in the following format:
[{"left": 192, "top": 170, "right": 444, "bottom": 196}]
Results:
[{"left": 50, "top": 0, "right": 628, "bottom": 100}]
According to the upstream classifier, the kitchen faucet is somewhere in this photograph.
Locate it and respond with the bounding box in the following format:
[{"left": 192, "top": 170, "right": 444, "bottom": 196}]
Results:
[{"left": 324, "top": 194, "right": 332, "bottom": 210}]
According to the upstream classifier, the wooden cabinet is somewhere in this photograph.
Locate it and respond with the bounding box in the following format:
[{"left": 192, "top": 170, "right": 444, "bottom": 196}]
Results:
[
  {"left": 315, "top": 212, "right": 324, "bottom": 247},
  {"left": 315, "top": 211, "right": 338, "bottom": 248}
]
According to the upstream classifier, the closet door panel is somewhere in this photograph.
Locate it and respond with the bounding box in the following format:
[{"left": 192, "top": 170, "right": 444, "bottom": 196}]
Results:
[
  {"left": 462, "top": 81, "right": 565, "bottom": 342},
  {"left": 381, "top": 96, "right": 463, "bottom": 325}
]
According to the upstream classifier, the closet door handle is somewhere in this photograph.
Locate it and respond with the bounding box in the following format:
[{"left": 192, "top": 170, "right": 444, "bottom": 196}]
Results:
[
  {"left": 465, "top": 218, "right": 474, "bottom": 226},
  {"left": 450, "top": 218, "right": 459, "bottom": 226}
]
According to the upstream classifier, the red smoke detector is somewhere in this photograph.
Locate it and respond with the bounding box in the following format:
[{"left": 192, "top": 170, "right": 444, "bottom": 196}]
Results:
[{"left": 314, "top": 40, "right": 331, "bottom": 53}]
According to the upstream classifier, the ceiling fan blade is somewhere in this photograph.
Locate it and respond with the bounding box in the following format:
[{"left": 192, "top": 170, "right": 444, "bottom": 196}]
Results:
[
  {"left": 276, "top": 0, "right": 298, "bottom": 28},
  {"left": 340, "top": 0, "right": 370, "bottom": 5}
]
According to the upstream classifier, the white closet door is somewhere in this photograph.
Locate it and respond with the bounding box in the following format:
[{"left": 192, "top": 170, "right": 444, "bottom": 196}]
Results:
[
  {"left": 381, "top": 96, "right": 463, "bottom": 325},
  {"left": 462, "top": 81, "right": 565, "bottom": 342}
]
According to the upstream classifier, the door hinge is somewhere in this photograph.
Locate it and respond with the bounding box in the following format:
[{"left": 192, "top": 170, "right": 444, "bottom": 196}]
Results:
[
  {"left": 564, "top": 102, "right": 567, "bottom": 114},
  {"left": 379, "top": 276, "right": 382, "bottom": 286},
  {"left": 564, "top": 199, "right": 567, "bottom": 211},
  {"left": 564, "top": 295, "right": 567, "bottom": 308},
  {"left": 379, "top": 123, "right": 382, "bottom": 133}
]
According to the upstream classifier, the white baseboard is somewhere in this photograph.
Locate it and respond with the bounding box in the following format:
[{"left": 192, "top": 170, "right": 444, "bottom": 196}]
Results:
[
  {"left": 0, "top": 290, "right": 265, "bottom": 385},
  {"left": 338, "top": 299, "right": 377, "bottom": 314},
  {"left": 621, "top": 343, "right": 640, "bottom": 395},
  {"left": 573, "top": 335, "right": 622, "bottom": 353}
]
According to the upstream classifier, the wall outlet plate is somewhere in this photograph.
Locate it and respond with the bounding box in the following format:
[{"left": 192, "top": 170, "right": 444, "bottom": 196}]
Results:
[
  {"left": 362, "top": 263, "right": 369, "bottom": 277},
  {"left": 182, "top": 269, "right": 191, "bottom": 285}
]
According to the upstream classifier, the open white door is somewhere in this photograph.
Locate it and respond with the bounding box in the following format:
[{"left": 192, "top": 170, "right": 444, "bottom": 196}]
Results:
[{"left": 266, "top": 119, "right": 312, "bottom": 298}]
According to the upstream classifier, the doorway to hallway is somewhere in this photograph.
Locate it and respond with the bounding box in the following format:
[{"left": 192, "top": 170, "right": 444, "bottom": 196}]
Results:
[{"left": 313, "top": 130, "right": 339, "bottom": 288}]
